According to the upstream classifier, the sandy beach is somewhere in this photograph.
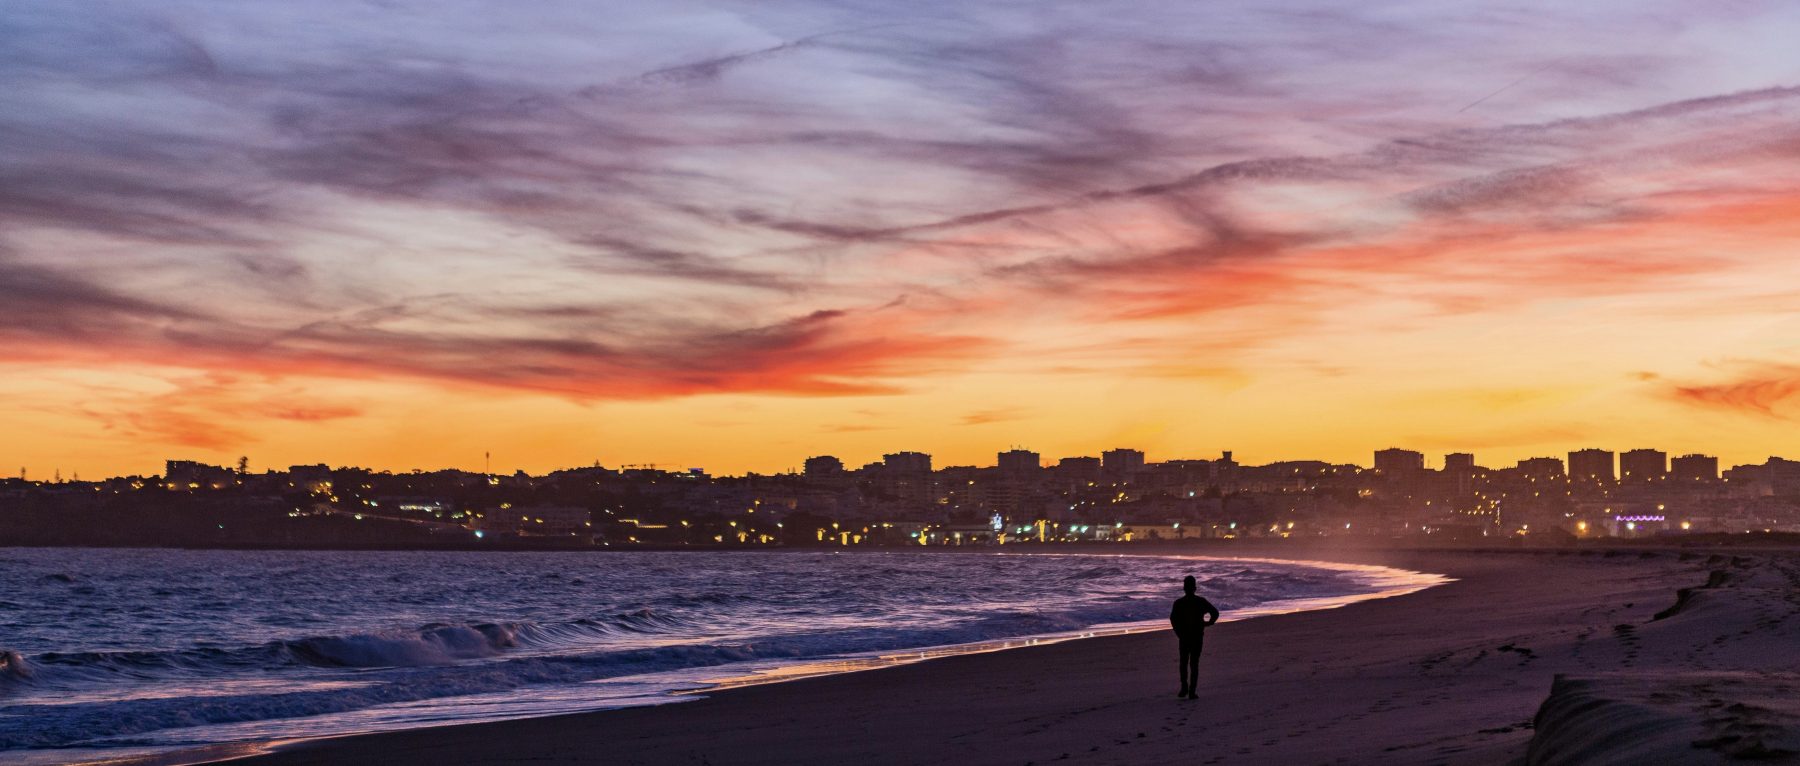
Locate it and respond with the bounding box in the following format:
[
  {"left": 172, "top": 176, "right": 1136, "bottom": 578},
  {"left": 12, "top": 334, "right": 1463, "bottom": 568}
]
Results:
[{"left": 216, "top": 546, "right": 1800, "bottom": 765}]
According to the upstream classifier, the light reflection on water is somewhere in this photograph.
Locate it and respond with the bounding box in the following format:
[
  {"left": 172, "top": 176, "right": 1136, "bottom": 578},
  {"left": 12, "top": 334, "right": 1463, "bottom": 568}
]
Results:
[{"left": 0, "top": 550, "right": 1445, "bottom": 764}]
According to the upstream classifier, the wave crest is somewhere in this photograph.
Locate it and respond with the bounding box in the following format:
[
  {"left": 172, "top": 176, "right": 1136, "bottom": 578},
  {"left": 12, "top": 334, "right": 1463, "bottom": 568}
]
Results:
[{"left": 284, "top": 623, "right": 523, "bottom": 668}]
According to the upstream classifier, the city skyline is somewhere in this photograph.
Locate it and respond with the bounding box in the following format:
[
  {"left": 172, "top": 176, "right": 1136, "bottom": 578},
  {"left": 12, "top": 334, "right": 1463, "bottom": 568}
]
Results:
[
  {"left": 10, "top": 442, "right": 1783, "bottom": 484},
  {"left": 7, "top": 1, "right": 1800, "bottom": 479},
  {"left": 6, "top": 431, "right": 1788, "bottom": 482},
  {"left": 19, "top": 438, "right": 1796, "bottom": 552}
]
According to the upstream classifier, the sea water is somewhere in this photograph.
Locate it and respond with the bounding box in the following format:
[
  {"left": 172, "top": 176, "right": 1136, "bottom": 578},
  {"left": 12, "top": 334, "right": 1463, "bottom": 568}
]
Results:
[{"left": 0, "top": 548, "right": 1443, "bottom": 762}]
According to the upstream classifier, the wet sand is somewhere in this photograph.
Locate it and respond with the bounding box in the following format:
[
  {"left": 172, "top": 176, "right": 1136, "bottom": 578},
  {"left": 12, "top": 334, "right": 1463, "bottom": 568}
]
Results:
[{"left": 218, "top": 546, "right": 1800, "bottom": 765}]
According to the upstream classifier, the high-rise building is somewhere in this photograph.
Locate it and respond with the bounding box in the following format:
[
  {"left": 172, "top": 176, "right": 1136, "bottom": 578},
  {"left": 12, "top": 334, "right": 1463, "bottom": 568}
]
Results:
[
  {"left": 882, "top": 452, "right": 932, "bottom": 474},
  {"left": 1619, "top": 449, "right": 1667, "bottom": 483},
  {"left": 1515, "top": 457, "right": 1564, "bottom": 480},
  {"left": 1715, "top": 460, "right": 1799, "bottom": 496},
  {"left": 1444, "top": 453, "right": 1476, "bottom": 473},
  {"left": 1769, "top": 458, "right": 1800, "bottom": 496},
  {"left": 1102, "top": 448, "right": 1146, "bottom": 475},
  {"left": 803, "top": 455, "right": 844, "bottom": 478},
  {"left": 997, "top": 449, "right": 1041, "bottom": 476},
  {"left": 1373, "top": 448, "right": 1425, "bottom": 475},
  {"left": 1670, "top": 454, "right": 1719, "bottom": 482},
  {"left": 877, "top": 452, "right": 935, "bottom": 508},
  {"left": 1568, "top": 449, "right": 1615, "bottom": 483},
  {"left": 1057, "top": 456, "right": 1101, "bottom": 473},
  {"left": 1052, "top": 456, "right": 1102, "bottom": 486}
]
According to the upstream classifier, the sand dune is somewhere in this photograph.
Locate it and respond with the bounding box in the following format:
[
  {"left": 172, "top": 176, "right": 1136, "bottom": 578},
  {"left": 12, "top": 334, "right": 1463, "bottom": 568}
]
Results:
[{"left": 1523, "top": 552, "right": 1800, "bottom": 765}]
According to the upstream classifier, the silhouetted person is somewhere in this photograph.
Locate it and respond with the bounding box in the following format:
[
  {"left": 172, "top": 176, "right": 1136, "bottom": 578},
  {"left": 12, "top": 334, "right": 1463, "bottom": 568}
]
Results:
[{"left": 1170, "top": 575, "right": 1220, "bottom": 699}]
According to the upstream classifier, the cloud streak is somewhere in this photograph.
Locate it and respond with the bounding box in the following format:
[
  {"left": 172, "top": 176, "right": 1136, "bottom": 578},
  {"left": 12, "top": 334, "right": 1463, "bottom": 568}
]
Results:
[
  {"left": 1664, "top": 366, "right": 1800, "bottom": 420},
  {"left": 6, "top": 0, "right": 1800, "bottom": 469},
  {"left": 77, "top": 373, "right": 363, "bottom": 450}
]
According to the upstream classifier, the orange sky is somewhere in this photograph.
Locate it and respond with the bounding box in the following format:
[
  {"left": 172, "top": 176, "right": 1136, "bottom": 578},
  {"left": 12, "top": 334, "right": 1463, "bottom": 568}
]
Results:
[{"left": 5, "top": 1, "right": 1800, "bottom": 478}]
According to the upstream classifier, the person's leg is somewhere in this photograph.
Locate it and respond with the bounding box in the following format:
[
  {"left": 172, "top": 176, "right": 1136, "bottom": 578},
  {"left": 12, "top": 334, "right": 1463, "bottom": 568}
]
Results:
[
  {"left": 1177, "top": 642, "right": 1193, "bottom": 696},
  {"left": 1183, "top": 637, "right": 1201, "bottom": 695}
]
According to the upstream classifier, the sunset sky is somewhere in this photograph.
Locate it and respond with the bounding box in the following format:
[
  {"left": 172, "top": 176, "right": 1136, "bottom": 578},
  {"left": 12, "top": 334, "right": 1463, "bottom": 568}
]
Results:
[{"left": 5, "top": 0, "right": 1800, "bottom": 479}]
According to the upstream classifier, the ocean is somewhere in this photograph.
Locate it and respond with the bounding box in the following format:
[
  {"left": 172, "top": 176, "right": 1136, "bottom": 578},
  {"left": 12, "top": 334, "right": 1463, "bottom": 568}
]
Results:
[{"left": 0, "top": 548, "right": 1443, "bottom": 763}]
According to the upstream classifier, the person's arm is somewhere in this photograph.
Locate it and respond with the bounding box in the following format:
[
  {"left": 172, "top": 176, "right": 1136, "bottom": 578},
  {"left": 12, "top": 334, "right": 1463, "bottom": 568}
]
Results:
[
  {"left": 1170, "top": 602, "right": 1180, "bottom": 631},
  {"left": 1202, "top": 598, "right": 1220, "bottom": 627}
]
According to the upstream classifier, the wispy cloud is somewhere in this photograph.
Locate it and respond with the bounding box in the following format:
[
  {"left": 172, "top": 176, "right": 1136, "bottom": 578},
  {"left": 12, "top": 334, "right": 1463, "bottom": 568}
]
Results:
[
  {"left": 6, "top": 0, "right": 1800, "bottom": 466},
  {"left": 1659, "top": 365, "right": 1800, "bottom": 420},
  {"left": 821, "top": 423, "right": 891, "bottom": 433},
  {"left": 77, "top": 373, "right": 362, "bottom": 450},
  {"left": 959, "top": 407, "right": 1028, "bottom": 426}
]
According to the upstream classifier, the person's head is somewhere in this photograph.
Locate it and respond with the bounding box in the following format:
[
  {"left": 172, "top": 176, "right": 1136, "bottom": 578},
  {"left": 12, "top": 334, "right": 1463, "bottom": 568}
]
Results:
[{"left": 1183, "top": 575, "right": 1196, "bottom": 595}]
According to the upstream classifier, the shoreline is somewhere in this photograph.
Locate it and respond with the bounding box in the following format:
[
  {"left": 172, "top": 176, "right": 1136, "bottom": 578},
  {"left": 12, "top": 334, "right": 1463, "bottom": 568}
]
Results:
[
  {"left": 39, "top": 544, "right": 1800, "bottom": 765},
  {"left": 210, "top": 544, "right": 1800, "bottom": 765},
  {"left": 636, "top": 554, "right": 1451, "bottom": 696},
  {"left": 40, "top": 551, "right": 1443, "bottom": 766}
]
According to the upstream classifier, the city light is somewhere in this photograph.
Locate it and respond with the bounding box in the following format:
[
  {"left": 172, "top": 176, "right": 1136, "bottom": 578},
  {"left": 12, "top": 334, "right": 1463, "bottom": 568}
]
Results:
[{"left": 15, "top": 445, "right": 1792, "bottom": 550}]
